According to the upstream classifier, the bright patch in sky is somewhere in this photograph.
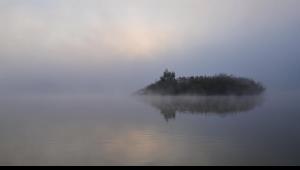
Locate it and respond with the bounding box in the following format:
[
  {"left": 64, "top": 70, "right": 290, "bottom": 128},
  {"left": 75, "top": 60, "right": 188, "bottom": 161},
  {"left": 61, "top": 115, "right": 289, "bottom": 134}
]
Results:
[{"left": 0, "top": 0, "right": 300, "bottom": 92}]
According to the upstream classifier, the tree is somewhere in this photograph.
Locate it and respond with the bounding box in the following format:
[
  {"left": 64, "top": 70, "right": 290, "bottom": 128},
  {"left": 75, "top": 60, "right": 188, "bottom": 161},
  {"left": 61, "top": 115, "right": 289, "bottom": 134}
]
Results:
[{"left": 160, "top": 69, "right": 176, "bottom": 82}]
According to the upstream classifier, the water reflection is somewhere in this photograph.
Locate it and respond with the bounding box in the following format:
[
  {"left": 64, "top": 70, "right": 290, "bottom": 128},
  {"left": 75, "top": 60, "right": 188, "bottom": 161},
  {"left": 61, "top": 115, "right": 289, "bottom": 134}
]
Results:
[
  {"left": 1, "top": 94, "right": 300, "bottom": 165},
  {"left": 141, "top": 95, "right": 264, "bottom": 121}
]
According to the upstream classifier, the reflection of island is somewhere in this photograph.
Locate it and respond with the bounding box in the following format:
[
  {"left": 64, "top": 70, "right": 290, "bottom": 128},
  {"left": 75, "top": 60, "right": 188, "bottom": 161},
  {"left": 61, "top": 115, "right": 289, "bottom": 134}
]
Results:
[{"left": 141, "top": 95, "right": 264, "bottom": 121}]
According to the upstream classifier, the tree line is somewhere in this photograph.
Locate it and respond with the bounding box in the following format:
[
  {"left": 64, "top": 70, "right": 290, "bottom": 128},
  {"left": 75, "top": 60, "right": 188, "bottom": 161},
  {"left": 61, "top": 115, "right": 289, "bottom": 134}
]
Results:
[{"left": 139, "top": 70, "right": 265, "bottom": 96}]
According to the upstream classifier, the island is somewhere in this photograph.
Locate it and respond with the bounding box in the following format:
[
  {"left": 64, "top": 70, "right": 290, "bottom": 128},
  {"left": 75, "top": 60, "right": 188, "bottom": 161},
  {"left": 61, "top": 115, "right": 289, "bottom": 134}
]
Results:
[{"left": 138, "top": 70, "right": 265, "bottom": 96}]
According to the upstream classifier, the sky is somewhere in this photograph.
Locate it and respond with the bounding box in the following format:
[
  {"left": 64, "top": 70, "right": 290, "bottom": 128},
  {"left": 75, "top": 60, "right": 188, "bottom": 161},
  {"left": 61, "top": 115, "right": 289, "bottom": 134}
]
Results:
[{"left": 0, "top": 0, "right": 300, "bottom": 95}]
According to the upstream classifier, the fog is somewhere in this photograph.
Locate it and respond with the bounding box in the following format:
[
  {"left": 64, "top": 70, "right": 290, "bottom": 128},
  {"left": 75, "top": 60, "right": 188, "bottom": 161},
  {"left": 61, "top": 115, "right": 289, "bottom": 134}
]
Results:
[{"left": 0, "top": 0, "right": 300, "bottom": 95}]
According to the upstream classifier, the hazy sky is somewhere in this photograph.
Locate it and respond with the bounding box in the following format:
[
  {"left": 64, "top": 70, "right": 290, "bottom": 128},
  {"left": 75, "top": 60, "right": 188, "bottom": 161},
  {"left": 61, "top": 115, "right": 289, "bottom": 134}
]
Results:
[{"left": 0, "top": 0, "right": 300, "bottom": 94}]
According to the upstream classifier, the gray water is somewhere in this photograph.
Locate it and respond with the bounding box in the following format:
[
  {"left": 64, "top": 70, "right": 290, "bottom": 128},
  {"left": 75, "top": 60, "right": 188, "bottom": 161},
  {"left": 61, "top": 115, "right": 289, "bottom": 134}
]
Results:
[{"left": 0, "top": 92, "right": 299, "bottom": 166}]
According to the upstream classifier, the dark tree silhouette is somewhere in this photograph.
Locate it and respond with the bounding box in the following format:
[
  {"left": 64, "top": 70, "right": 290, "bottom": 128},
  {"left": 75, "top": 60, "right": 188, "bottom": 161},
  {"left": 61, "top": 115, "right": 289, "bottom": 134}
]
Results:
[
  {"left": 160, "top": 69, "right": 176, "bottom": 82},
  {"left": 139, "top": 70, "right": 265, "bottom": 96}
]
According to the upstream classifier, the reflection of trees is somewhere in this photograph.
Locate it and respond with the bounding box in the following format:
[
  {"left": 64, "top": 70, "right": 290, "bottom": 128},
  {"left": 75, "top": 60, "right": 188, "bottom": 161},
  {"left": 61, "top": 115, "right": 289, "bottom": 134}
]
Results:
[{"left": 141, "top": 95, "right": 264, "bottom": 121}]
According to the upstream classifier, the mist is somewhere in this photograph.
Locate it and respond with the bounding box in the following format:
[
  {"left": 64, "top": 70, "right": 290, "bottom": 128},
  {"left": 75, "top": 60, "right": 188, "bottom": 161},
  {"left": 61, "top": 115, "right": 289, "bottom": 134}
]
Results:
[
  {"left": 2, "top": 1, "right": 300, "bottom": 166},
  {"left": 0, "top": 0, "right": 300, "bottom": 95}
]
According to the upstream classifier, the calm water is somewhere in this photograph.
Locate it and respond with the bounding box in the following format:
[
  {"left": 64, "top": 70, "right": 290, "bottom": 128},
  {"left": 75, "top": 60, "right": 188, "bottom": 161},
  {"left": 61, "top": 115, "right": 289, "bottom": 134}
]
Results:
[{"left": 0, "top": 92, "right": 299, "bottom": 166}]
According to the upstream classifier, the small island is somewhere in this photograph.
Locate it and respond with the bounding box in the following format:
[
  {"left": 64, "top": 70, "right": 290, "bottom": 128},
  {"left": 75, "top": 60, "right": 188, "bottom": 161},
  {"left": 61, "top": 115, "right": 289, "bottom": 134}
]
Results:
[{"left": 138, "top": 70, "right": 265, "bottom": 96}]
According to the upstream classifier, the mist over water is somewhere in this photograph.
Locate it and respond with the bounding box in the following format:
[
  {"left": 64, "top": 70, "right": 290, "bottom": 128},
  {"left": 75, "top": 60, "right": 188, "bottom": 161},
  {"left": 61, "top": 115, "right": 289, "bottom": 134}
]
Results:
[
  {"left": 0, "top": 92, "right": 300, "bottom": 165},
  {"left": 0, "top": 0, "right": 300, "bottom": 166}
]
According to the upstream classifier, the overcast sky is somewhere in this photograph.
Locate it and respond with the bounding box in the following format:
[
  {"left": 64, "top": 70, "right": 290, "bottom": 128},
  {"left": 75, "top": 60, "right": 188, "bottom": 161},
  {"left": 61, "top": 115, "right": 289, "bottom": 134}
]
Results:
[{"left": 0, "top": 0, "right": 300, "bottom": 94}]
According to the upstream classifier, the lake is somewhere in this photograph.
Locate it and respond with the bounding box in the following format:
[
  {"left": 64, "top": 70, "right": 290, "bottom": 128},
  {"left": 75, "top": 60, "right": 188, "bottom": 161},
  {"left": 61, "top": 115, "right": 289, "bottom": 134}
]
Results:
[{"left": 0, "top": 92, "right": 299, "bottom": 166}]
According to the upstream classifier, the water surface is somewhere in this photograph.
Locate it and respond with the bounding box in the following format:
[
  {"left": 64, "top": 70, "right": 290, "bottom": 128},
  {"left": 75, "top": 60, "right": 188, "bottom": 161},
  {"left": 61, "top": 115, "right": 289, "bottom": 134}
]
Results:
[{"left": 0, "top": 92, "right": 299, "bottom": 165}]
